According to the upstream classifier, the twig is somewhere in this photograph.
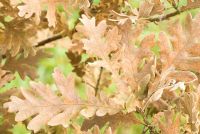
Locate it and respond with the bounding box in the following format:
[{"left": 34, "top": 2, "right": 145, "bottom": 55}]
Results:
[
  {"left": 82, "top": 80, "right": 96, "bottom": 89},
  {"left": 95, "top": 67, "right": 103, "bottom": 96},
  {"left": 148, "top": 3, "right": 200, "bottom": 22},
  {"left": 137, "top": 108, "right": 159, "bottom": 134},
  {"left": 148, "top": 10, "right": 180, "bottom": 22},
  {"left": 34, "top": 3, "right": 200, "bottom": 48},
  {"left": 1, "top": 31, "right": 67, "bottom": 58},
  {"left": 35, "top": 31, "right": 67, "bottom": 48},
  {"left": 142, "top": 127, "right": 148, "bottom": 134},
  {"left": 2, "top": 1, "right": 200, "bottom": 60}
]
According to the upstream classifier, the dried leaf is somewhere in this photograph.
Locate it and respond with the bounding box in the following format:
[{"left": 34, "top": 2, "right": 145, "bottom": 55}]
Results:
[
  {"left": 153, "top": 110, "right": 180, "bottom": 134},
  {"left": 139, "top": 0, "right": 164, "bottom": 18},
  {"left": 180, "top": 87, "right": 200, "bottom": 133},
  {"left": 4, "top": 68, "right": 122, "bottom": 132},
  {"left": 18, "top": 0, "right": 90, "bottom": 27},
  {"left": 0, "top": 69, "right": 14, "bottom": 88},
  {"left": 0, "top": 0, "right": 37, "bottom": 57},
  {"left": 2, "top": 50, "right": 51, "bottom": 79},
  {"left": 0, "top": 89, "right": 21, "bottom": 133},
  {"left": 181, "top": 0, "right": 200, "bottom": 11},
  {"left": 139, "top": 1, "right": 154, "bottom": 18},
  {"left": 81, "top": 112, "right": 143, "bottom": 131}
]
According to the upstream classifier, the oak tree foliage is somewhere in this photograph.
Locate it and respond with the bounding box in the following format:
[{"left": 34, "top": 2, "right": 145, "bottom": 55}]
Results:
[{"left": 1, "top": 0, "right": 200, "bottom": 133}]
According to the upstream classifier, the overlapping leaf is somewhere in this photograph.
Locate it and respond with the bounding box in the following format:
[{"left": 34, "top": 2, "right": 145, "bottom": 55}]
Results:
[
  {"left": 0, "top": 0, "right": 37, "bottom": 57},
  {"left": 153, "top": 110, "right": 180, "bottom": 134},
  {"left": 2, "top": 1, "right": 200, "bottom": 133},
  {"left": 180, "top": 86, "right": 200, "bottom": 133},
  {"left": 146, "top": 14, "right": 200, "bottom": 105},
  {"left": 139, "top": 0, "right": 164, "bottom": 18},
  {"left": 81, "top": 112, "right": 143, "bottom": 131},
  {"left": 4, "top": 68, "right": 122, "bottom": 132},
  {"left": 2, "top": 50, "right": 51, "bottom": 79},
  {"left": 17, "top": 0, "right": 90, "bottom": 27},
  {"left": 181, "top": 0, "right": 200, "bottom": 11}
]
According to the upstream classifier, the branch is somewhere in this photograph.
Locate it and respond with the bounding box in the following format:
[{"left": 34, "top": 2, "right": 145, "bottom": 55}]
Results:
[
  {"left": 35, "top": 31, "right": 67, "bottom": 48},
  {"left": 148, "top": 3, "right": 200, "bottom": 22},
  {"left": 148, "top": 10, "right": 180, "bottom": 22},
  {"left": 35, "top": 2, "right": 200, "bottom": 48}
]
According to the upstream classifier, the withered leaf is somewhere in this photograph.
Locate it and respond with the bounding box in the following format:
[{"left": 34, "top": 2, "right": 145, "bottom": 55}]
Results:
[
  {"left": 0, "top": 89, "right": 21, "bottom": 134},
  {"left": 0, "top": 0, "right": 37, "bottom": 57},
  {"left": 139, "top": 0, "right": 164, "bottom": 18},
  {"left": 0, "top": 69, "right": 14, "bottom": 88},
  {"left": 81, "top": 112, "right": 143, "bottom": 131},
  {"left": 2, "top": 50, "right": 51, "bottom": 79},
  {"left": 153, "top": 110, "right": 180, "bottom": 134},
  {"left": 18, "top": 0, "right": 90, "bottom": 27},
  {"left": 181, "top": 0, "right": 200, "bottom": 11},
  {"left": 180, "top": 87, "right": 200, "bottom": 133},
  {"left": 4, "top": 68, "right": 122, "bottom": 132}
]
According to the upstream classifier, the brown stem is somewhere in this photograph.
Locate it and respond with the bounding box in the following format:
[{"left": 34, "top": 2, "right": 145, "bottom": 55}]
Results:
[
  {"left": 95, "top": 67, "right": 103, "bottom": 96},
  {"left": 36, "top": 4, "right": 200, "bottom": 49},
  {"left": 148, "top": 10, "right": 180, "bottom": 22},
  {"left": 35, "top": 31, "right": 67, "bottom": 48},
  {"left": 34, "top": 3, "right": 200, "bottom": 48},
  {"left": 137, "top": 108, "right": 159, "bottom": 134},
  {"left": 148, "top": 3, "right": 200, "bottom": 22}
]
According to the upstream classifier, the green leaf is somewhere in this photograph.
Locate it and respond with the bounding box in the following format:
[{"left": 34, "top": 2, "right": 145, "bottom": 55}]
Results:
[
  {"left": 0, "top": 73, "right": 30, "bottom": 93},
  {"left": 151, "top": 44, "right": 160, "bottom": 56},
  {"left": 4, "top": 16, "right": 14, "bottom": 22},
  {"left": 104, "top": 83, "right": 116, "bottom": 95},
  {"left": 37, "top": 47, "right": 73, "bottom": 84},
  {"left": 10, "top": 123, "right": 30, "bottom": 134},
  {"left": 68, "top": 10, "right": 80, "bottom": 30},
  {"left": 0, "top": 115, "right": 4, "bottom": 126},
  {"left": 131, "top": 124, "right": 144, "bottom": 134},
  {"left": 93, "top": 0, "right": 101, "bottom": 5},
  {"left": 0, "top": 22, "right": 5, "bottom": 29},
  {"left": 81, "top": 53, "right": 89, "bottom": 62},
  {"left": 128, "top": 0, "right": 140, "bottom": 8}
]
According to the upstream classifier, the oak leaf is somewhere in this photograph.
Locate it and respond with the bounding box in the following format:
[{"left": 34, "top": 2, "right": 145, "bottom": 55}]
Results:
[
  {"left": 4, "top": 68, "right": 122, "bottom": 132},
  {"left": 0, "top": 0, "right": 37, "bottom": 57},
  {"left": 181, "top": 0, "right": 200, "bottom": 11},
  {"left": 139, "top": 0, "right": 164, "bottom": 18},
  {"left": 2, "top": 50, "right": 51, "bottom": 79},
  {"left": 180, "top": 86, "right": 200, "bottom": 133},
  {"left": 18, "top": 0, "right": 90, "bottom": 27},
  {"left": 153, "top": 110, "right": 180, "bottom": 134},
  {"left": 81, "top": 112, "right": 143, "bottom": 131}
]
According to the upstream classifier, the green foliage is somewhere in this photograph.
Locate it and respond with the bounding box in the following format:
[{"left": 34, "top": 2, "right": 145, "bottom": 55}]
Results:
[
  {"left": 10, "top": 123, "right": 31, "bottom": 134},
  {"left": 0, "top": 73, "right": 30, "bottom": 93},
  {"left": 93, "top": 0, "right": 101, "bottom": 5},
  {"left": 0, "top": 115, "right": 3, "bottom": 126},
  {"left": 4, "top": 16, "right": 14, "bottom": 22},
  {"left": 37, "top": 47, "right": 73, "bottom": 84}
]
